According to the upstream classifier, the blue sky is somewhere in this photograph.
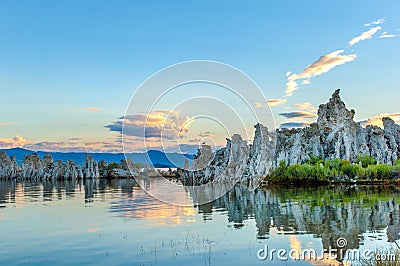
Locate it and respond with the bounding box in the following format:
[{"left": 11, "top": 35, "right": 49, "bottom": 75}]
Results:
[{"left": 0, "top": 0, "right": 399, "bottom": 152}]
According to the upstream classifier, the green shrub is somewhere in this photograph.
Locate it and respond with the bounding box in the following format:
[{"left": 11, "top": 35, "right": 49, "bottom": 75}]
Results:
[
  {"left": 374, "top": 164, "right": 391, "bottom": 180},
  {"left": 342, "top": 163, "right": 362, "bottom": 178},
  {"left": 268, "top": 157, "right": 396, "bottom": 182},
  {"left": 365, "top": 165, "right": 378, "bottom": 179},
  {"left": 306, "top": 154, "right": 323, "bottom": 165},
  {"left": 272, "top": 161, "right": 289, "bottom": 180},
  {"left": 328, "top": 159, "right": 342, "bottom": 172},
  {"left": 356, "top": 155, "right": 377, "bottom": 168},
  {"left": 287, "top": 164, "right": 303, "bottom": 180}
]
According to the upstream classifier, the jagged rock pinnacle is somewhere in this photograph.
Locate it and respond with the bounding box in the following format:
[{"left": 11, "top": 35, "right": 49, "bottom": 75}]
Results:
[{"left": 178, "top": 90, "right": 400, "bottom": 183}]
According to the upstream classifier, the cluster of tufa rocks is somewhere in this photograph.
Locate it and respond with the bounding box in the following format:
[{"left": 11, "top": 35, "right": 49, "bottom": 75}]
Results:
[
  {"left": 178, "top": 90, "right": 400, "bottom": 184},
  {"left": 0, "top": 151, "right": 146, "bottom": 180},
  {"left": 0, "top": 153, "right": 101, "bottom": 180},
  {"left": 276, "top": 89, "right": 399, "bottom": 165}
]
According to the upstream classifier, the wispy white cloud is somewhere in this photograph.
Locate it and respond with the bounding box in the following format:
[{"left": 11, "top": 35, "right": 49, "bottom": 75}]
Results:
[
  {"left": 266, "top": 98, "right": 287, "bottom": 107},
  {"left": 293, "top": 102, "right": 318, "bottom": 113},
  {"left": 285, "top": 75, "right": 299, "bottom": 97},
  {"left": 379, "top": 32, "right": 398, "bottom": 38},
  {"left": 300, "top": 50, "right": 357, "bottom": 78},
  {"left": 364, "top": 18, "right": 385, "bottom": 27},
  {"left": 348, "top": 26, "right": 382, "bottom": 46},
  {"left": 284, "top": 50, "right": 356, "bottom": 97}
]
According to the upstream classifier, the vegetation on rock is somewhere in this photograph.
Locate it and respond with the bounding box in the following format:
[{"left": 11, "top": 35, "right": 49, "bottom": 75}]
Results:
[{"left": 267, "top": 155, "right": 400, "bottom": 182}]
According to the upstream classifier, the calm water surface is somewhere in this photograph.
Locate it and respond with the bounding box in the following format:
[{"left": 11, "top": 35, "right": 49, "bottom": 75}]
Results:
[{"left": 0, "top": 178, "right": 399, "bottom": 265}]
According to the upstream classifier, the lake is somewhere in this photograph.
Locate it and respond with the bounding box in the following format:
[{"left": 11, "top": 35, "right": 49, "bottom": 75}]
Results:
[{"left": 0, "top": 178, "right": 399, "bottom": 265}]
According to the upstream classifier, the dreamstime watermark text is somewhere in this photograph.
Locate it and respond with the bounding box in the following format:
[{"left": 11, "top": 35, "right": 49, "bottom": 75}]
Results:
[{"left": 257, "top": 237, "right": 399, "bottom": 262}]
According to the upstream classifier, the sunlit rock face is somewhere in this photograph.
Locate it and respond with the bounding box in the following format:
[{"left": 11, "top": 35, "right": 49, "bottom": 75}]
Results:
[
  {"left": 22, "top": 154, "right": 43, "bottom": 179},
  {"left": 62, "top": 160, "right": 83, "bottom": 179},
  {"left": 39, "top": 154, "right": 55, "bottom": 179},
  {"left": 316, "top": 89, "right": 368, "bottom": 162},
  {"left": 52, "top": 160, "right": 65, "bottom": 179},
  {"left": 217, "top": 134, "right": 249, "bottom": 182},
  {"left": 248, "top": 124, "right": 275, "bottom": 178},
  {"left": 0, "top": 152, "right": 20, "bottom": 178},
  {"left": 9, "top": 156, "right": 19, "bottom": 177},
  {"left": 180, "top": 129, "right": 274, "bottom": 184},
  {"left": 275, "top": 124, "right": 323, "bottom": 165},
  {"left": 365, "top": 125, "right": 389, "bottom": 163},
  {"left": 190, "top": 144, "right": 214, "bottom": 172},
  {"left": 180, "top": 144, "right": 218, "bottom": 184},
  {"left": 383, "top": 117, "right": 400, "bottom": 162},
  {"left": 83, "top": 154, "right": 99, "bottom": 178},
  {"left": 179, "top": 135, "right": 251, "bottom": 184},
  {"left": 47, "top": 158, "right": 83, "bottom": 180}
]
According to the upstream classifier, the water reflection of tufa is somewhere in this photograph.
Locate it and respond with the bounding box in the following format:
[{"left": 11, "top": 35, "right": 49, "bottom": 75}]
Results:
[
  {"left": 194, "top": 184, "right": 400, "bottom": 251},
  {"left": 0, "top": 178, "right": 139, "bottom": 205}
]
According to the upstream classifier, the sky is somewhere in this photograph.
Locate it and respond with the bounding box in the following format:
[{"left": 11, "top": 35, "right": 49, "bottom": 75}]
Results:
[{"left": 0, "top": 0, "right": 399, "bottom": 153}]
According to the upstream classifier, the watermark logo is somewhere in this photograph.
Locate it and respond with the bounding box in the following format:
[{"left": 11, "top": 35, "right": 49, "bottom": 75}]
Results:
[
  {"left": 122, "top": 61, "right": 275, "bottom": 206},
  {"left": 336, "top": 237, "right": 348, "bottom": 248}
]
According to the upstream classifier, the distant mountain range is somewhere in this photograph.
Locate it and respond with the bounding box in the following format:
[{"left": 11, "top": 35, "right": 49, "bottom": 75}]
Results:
[{"left": 0, "top": 148, "right": 194, "bottom": 168}]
